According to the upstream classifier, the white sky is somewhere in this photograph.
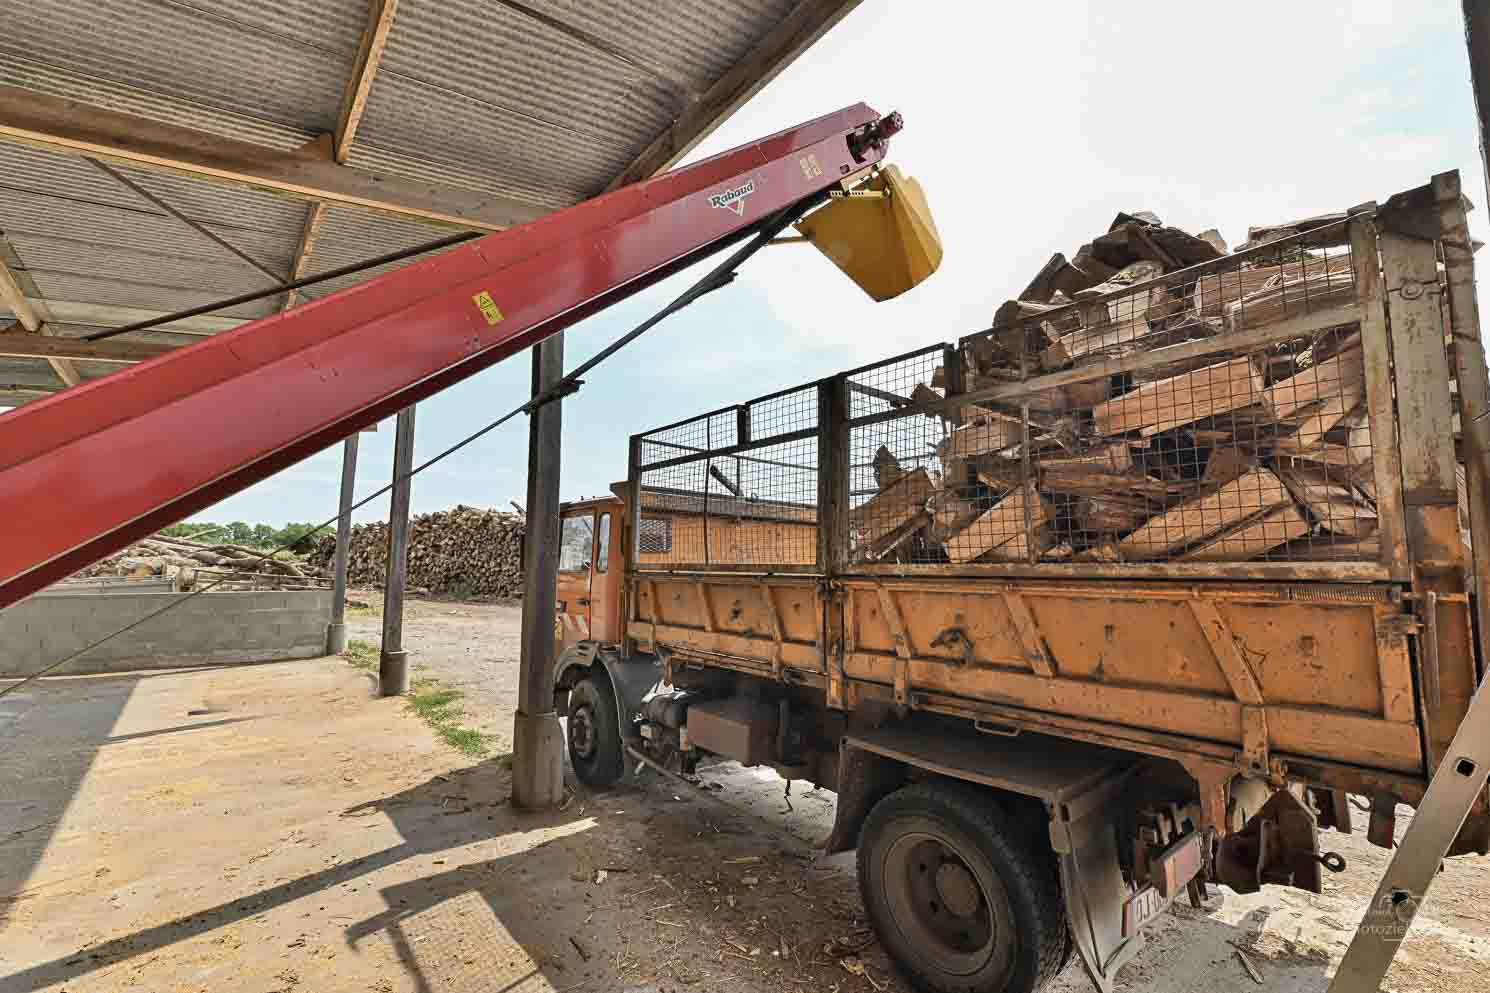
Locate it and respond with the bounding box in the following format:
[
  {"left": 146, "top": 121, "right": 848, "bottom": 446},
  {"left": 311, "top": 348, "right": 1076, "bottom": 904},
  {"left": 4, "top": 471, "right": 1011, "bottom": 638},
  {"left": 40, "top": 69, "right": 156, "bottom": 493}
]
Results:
[{"left": 125, "top": 0, "right": 1490, "bottom": 526}]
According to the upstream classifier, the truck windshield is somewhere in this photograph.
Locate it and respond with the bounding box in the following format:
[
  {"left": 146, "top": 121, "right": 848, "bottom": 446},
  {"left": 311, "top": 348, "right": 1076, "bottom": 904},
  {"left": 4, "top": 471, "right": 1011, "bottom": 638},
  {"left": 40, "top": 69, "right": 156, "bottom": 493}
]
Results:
[{"left": 558, "top": 515, "right": 593, "bottom": 573}]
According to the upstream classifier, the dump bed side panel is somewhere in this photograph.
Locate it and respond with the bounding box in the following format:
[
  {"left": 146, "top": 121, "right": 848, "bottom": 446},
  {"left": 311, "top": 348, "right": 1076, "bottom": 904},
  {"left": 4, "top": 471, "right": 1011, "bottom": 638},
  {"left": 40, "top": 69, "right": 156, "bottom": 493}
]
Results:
[{"left": 629, "top": 575, "right": 1422, "bottom": 776}]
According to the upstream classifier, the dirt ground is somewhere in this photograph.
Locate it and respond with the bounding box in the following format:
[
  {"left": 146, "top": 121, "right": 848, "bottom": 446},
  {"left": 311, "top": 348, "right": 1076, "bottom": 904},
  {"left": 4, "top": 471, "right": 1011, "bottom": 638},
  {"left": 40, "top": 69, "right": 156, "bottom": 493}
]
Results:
[{"left": 2, "top": 593, "right": 1487, "bottom": 993}]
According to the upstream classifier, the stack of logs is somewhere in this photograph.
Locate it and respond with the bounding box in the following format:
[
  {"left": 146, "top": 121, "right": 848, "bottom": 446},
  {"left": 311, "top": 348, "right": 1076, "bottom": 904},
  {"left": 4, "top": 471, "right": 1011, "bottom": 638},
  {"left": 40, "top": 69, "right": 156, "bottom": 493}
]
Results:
[
  {"left": 310, "top": 505, "right": 525, "bottom": 598},
  {"left": 71, "top": 535, "right": 319, "bottom": 590},
  {"left": 852, "top": 209, "right": 1398, "bottom": 565}
]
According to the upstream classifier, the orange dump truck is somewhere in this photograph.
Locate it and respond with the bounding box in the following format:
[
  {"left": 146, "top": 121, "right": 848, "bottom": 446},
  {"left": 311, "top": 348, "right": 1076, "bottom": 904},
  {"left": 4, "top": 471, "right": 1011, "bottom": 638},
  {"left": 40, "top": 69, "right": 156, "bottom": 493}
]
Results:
[{"left": 550, "top": 173, "right": 1490, "bottom": 993}]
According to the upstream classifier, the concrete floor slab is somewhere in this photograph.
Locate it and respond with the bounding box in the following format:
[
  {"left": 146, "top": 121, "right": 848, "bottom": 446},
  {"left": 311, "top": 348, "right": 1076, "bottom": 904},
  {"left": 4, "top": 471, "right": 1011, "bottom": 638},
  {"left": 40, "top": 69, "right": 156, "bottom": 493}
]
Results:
[{"left": 3, "top": 596, "right": 1488, "bottom": 993}]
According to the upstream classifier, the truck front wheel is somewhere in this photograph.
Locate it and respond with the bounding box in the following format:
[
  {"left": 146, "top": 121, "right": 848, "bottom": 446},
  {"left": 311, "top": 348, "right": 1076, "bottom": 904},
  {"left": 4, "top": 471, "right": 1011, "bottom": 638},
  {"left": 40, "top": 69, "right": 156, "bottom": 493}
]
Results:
[
  {"left": 858, "top": 783, "right": 1069, "bottom": 993},
  {"left": 566, "top": 672, "right": 624, "bottom": 787}
]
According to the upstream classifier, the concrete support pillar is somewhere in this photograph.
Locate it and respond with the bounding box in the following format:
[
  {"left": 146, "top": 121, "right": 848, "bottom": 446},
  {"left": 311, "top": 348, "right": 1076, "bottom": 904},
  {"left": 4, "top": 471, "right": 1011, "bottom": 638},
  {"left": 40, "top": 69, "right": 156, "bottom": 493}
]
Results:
[
  {"left": 325, "top": 434, "right": 360, "bottom": 656},
  {"left": 512, "top": 334, "right": 565, "bottom": 809},
  {"left": 380, "top": 405, "right": 416, "bottom": 697}
]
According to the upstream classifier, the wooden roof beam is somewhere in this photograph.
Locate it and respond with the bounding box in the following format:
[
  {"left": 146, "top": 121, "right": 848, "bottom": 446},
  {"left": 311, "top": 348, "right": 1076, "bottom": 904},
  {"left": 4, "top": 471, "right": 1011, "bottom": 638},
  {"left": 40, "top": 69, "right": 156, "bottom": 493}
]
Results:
[
  {"left": 0, "top": 330, "right": 173, "bottom": 364},
  {"left": 335, "top": 0, "right": 399, "bottom": 164},
  {"left": 0, "top": 86, "right": 549, "bottom": 231},
  {"left": 0, "top": 248, "right": 80, "bottom": 387},
  {"left": 605, "top": 0, "right": 864, "bottom": 191},
  {"left": 282, "top": 202, "right": 328, "bottom": 311}
]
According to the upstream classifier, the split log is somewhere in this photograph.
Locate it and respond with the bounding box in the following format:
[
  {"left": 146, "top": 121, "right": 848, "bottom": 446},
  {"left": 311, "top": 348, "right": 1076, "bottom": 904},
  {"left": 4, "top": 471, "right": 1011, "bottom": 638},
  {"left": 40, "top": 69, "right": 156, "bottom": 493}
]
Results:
[
  {"left": 1201, "top": 447, "right": 1257, "bottom": 486},
  {"left": 1226, "top": 269, "right": 1357, "bottom": 332},
  {"left": 1115, "top": 467, "right": 1288, "bottom": 559},
  {"left": 945, "top": 483, "right": 1052, "bottom": 563},
  {"left": 1276, "top": 465, "right": 1377, "bottom": 539},
  {"left": 873, "top": 445, "right": 906, "bottom": 490},
  {"left": 849, "top": 468, "right": 934, "bottom": 548},
  {"left": 1093, "top": 356, "right": 1264, "bottom": 437},
  {"left": 1076, "top": 492, "right": 1163, "bottom": 532},
  {"left": 939, "top": 414, "right": 1022, "bottom": 460},
  {"left": 1038, "top": 443, "right": 1173, "bottom": 498},
  {"left": 1180, "top": 504, "right": 1311, "bottom": 561},
  {"left": 1263, "top": 345, "right": 1365, "bottom": 421}
]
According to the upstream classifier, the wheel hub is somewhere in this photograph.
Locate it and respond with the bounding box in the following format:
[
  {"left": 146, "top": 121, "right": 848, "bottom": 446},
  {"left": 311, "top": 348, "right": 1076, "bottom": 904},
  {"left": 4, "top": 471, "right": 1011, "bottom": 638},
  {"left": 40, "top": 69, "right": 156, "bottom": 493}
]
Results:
[
  {"left": 569, "top": 704, "right": 596, "bottom": 758},
  {"left": 935, "top": 861, "right": 981, "bottom": 918}
]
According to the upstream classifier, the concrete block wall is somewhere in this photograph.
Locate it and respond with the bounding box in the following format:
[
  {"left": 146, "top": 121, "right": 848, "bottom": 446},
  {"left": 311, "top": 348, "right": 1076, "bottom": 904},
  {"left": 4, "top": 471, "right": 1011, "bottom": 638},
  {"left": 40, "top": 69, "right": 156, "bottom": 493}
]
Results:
[{"left": 0, "top": 590, "right": 333, "bottom": 677}]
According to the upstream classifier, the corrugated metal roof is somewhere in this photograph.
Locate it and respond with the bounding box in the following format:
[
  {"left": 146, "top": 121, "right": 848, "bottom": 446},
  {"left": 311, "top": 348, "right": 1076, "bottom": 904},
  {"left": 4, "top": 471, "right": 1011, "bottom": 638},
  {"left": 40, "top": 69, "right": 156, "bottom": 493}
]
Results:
[{"left": 0, "top": 0, "right": 853, "bottom": 404}]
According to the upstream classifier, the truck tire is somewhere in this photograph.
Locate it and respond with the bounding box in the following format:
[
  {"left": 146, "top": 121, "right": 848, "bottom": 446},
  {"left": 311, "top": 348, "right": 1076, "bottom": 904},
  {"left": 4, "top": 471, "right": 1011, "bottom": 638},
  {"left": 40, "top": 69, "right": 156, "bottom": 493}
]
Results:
[
  {"left": 567, "top": 672, "right": 625, "bottom": 787},
  {"left": 857, "top": 782, "right": 1068, "bottom": 993}
]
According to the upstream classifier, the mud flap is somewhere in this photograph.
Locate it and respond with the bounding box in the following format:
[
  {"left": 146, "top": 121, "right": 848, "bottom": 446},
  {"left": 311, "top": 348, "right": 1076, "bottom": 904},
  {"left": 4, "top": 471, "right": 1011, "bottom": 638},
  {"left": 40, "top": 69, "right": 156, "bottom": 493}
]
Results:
[{"left": 1049, "top": 777, "right": 1152, "bottom": 992}]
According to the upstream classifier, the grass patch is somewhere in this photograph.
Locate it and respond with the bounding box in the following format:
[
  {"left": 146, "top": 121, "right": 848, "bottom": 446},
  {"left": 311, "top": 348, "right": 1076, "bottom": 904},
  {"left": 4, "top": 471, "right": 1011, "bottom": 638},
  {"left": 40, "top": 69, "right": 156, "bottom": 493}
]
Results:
[
  {"left": 341, "top": 646, "right": 490, "bottom": 757},
  {"left": 408, "top": 681, "right": 491, "bottom": 757},
  {"left": 343, "top": 639, "right": 378, "bottom": 670}
]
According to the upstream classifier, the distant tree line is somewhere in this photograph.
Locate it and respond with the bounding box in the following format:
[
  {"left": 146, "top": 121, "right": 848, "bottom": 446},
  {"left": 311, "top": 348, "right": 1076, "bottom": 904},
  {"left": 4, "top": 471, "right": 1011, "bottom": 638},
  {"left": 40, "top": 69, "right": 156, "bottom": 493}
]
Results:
[{"left": 159, "top": 520, "right": 322, "bottom": 551}]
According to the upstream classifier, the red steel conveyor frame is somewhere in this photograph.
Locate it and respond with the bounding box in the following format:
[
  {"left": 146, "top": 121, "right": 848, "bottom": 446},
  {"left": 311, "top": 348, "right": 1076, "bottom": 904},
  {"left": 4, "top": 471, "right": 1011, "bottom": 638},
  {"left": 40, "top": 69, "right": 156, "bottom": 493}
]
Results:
[{"left": 0, "top": 105, "right": 894, "bottom": 608}]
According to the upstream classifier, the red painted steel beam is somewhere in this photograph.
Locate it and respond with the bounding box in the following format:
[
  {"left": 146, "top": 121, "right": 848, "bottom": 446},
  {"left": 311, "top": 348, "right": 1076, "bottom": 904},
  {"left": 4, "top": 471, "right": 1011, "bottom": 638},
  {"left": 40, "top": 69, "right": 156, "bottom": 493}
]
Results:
[{"left": 0, "top": 105, "right": 891, "bottom": 608}]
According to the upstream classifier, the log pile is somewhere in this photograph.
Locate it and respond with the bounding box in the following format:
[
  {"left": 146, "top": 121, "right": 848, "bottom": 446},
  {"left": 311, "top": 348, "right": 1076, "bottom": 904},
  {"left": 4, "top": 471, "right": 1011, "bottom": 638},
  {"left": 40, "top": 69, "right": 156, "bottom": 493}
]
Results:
[
  {"left": 309, "top": 505, "right": 526, "bottom": 598},
  {"left": 854, "top": 207, "right": 1382, "bottom": 565},
  {"left": 71, "top": 535, "right": 318, "bottom": 590}
]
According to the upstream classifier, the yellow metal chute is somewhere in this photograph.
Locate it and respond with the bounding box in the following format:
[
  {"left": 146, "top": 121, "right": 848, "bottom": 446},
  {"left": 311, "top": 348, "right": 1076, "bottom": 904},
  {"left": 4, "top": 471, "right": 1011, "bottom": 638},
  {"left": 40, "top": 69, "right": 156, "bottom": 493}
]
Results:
[{"left": 796, "top": 164, "right": 943, "bottom": 302}]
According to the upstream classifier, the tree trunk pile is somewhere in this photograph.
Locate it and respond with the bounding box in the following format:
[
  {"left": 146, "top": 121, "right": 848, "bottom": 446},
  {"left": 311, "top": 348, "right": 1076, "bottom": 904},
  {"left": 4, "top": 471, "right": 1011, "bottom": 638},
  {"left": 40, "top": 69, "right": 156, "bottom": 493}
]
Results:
[
  {"left": 309, "top": 505, "right": 525, "bottom": 598},
  {"left": 858, "top": 208, "right": 1387, "bottom": 565},
  {"left": 71, "top": 535, "right": 318, "bottom": 590}
]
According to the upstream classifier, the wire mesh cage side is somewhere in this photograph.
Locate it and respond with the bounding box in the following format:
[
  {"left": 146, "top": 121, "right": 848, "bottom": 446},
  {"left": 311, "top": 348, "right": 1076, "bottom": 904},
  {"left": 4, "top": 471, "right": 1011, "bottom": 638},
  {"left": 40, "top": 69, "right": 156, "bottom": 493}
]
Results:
[
  {"left": 633, "top": 383, "right": 823, "bottom": 571},
  {"left": 850, "top": 225, "right": 1380, "bottom": 568}
]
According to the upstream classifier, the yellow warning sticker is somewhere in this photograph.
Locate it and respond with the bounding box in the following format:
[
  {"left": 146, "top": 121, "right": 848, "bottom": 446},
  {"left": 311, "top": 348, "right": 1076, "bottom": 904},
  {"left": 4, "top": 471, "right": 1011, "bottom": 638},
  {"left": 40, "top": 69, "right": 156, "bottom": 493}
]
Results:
[{"left": 472, "top": 291, "right": 504, "bottom": 326}]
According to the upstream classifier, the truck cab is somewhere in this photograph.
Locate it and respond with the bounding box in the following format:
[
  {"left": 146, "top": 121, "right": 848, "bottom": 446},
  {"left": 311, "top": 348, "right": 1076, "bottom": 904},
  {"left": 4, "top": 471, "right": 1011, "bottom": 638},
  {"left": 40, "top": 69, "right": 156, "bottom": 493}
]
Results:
[{"left": 554, "top": 496, "right": 623, "bottom": 651}]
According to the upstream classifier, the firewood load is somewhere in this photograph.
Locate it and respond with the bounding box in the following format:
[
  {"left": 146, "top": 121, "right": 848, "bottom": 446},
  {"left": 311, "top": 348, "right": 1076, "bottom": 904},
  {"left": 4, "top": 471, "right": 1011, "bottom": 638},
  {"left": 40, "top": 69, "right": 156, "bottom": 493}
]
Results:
[
  {"left": 852, "top": 207, "right": 1392, "bottom": 566},
  {"left": 70, "top": 535, "right": 318, "bottom": 591},
  {"left": 309, "top": 505, "right": 526, "bottom": 598}
]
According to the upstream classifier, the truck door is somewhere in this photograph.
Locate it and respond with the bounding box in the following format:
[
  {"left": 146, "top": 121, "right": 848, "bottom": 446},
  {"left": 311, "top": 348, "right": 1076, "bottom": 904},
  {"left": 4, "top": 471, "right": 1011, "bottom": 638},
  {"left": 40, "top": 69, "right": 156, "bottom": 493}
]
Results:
[
  {"left": 587, "top": 505, "right": 620, "bottom": 643},
  {"left": 556, "top": 510, "right": 594, "bottom": 649}
]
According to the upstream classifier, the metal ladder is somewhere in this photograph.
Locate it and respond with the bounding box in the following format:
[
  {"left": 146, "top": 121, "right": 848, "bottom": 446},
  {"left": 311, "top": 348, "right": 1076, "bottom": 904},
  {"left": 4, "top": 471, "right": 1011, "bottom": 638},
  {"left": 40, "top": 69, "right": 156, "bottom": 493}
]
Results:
[{"left": 1328, "top": 670, "right": 1490, "bottom": 991}]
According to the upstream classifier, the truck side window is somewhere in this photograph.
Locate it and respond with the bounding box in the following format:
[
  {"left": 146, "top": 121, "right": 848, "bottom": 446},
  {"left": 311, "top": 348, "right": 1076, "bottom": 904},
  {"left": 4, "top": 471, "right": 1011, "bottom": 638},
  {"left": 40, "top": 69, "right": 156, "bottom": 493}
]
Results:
[
  {"left": 595, "top": 513, "right": 611, "bottom": 573},
  {"left": 558, "top": 515, "right": 593, "bottom": 573}
]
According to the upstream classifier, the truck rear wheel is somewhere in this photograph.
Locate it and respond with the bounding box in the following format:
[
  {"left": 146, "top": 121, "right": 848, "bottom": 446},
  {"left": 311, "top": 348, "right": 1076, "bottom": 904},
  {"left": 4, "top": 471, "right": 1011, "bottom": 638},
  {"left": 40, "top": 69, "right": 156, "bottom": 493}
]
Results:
[
  {"left": 567, "top": 672, "right": 624, "bottom": 787},
  {"left": 858, "top": 783, "right": 1068, "bottom": 993}
]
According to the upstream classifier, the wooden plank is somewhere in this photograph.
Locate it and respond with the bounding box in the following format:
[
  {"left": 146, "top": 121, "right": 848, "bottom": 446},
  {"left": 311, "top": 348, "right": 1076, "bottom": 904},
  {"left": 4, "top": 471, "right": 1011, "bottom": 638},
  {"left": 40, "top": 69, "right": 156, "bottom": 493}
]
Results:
[
  {"left": 335, "top": 0, "right": 399, "bottom": 163},
  {"left": 945, "top": 483, "right": 1051, "bottom": 563},
  {"left": 0, "top": 330, "right": 173, "bottom": 363},
  {"left": 1180, "top": 504, "right": 1310, "bottom": 561},
  {"left": 0, "top": 85, "right": 546, "bottom": 231},
  {"left": 1380, "top": 229, "right": 1458, "bottom": 509},
  {"left": 605, "top": 1, "right": 865, "bottom": 190},
  {"left": 1093, "top": 356, "right": 1263, "bottom": 436},
  {"left": 1116, "top": 468, "right": 1288, "bottom": 558},
  {"left": 1350, "top": 216, "right": 1410, "bottom": 579}
]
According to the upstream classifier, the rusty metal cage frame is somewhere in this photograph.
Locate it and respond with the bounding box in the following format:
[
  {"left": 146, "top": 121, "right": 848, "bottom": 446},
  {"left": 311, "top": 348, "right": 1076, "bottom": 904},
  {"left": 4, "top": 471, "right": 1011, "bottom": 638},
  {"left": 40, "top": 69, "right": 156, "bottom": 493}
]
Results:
[{"left": 628, "top": 203, "right": 1479, "bottom": 587}]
